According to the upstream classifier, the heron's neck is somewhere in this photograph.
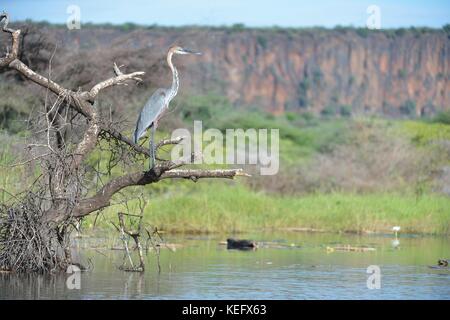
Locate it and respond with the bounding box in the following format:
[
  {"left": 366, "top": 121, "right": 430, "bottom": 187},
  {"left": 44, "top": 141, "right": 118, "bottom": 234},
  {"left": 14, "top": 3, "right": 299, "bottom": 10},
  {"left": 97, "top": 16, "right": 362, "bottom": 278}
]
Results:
[{"left": 167, "top": 52, "right": 179, "bottom": 101}]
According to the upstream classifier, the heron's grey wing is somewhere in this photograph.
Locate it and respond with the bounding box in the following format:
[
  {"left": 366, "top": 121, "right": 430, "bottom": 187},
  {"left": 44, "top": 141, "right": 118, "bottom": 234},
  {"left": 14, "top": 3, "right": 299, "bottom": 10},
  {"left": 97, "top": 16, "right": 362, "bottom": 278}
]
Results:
[{"left": 133, "top": 89, "right": 168, "bottom": 143}]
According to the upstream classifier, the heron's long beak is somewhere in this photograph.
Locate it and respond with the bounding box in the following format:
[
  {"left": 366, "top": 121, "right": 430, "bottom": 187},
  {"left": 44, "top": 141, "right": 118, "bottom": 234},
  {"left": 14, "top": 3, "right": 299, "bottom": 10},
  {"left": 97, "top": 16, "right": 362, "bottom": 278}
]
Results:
[{"left": 182, "top": 48, "right": 202, "bottom": 55}]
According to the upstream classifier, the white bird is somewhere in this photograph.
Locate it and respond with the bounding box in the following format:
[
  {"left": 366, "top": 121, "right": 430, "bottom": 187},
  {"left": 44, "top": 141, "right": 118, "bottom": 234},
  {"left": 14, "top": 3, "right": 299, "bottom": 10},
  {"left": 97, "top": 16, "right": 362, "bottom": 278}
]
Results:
[
  {"left": 390, "top": 226, "right": 401, "bottom": 249},
  {"left": 392, "top": 226, "right": 401, "bottom": 238}
]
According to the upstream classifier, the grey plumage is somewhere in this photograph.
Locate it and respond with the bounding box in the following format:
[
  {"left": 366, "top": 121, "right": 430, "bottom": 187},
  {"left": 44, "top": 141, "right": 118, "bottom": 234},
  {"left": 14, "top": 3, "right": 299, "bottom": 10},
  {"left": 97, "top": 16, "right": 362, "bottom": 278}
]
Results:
[
  {"left": 133, "top": 88, "right": 168, "bottom": 143},
  {"left": 132, "top": 46, "right": 201, "bottom": 169}
]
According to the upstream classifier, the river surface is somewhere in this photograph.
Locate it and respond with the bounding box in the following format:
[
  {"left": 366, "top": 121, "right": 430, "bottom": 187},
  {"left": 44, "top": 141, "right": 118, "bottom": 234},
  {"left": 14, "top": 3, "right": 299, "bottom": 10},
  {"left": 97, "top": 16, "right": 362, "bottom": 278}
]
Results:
[{"left": 1, "top": 232, "right": 449, "bottom": 299}]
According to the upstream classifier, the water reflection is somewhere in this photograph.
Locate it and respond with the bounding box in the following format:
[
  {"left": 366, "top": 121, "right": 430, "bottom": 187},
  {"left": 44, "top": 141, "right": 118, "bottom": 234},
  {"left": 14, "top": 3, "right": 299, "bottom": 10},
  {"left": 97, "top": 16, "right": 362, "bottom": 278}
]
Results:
[{"left": 391, "top": 239, "right": 400, "bottom": 249}]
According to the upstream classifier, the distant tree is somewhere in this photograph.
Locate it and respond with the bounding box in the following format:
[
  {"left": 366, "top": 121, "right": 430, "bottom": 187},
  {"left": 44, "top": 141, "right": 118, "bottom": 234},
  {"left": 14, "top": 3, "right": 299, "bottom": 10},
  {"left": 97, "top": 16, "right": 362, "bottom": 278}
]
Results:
[
  {"left": 297, "top": 79, "right": 310, "bottom": 108},
  {"left": 256, "top": 35, "right": 268, "bottom": 49},
  {"left": 339, "top": 105, "right": 352, "bottom": 117},
  {"left": 356, "top": 28, "right": 369, "bottom": 38},
  {"left": 231, "top": 23, "right": 246, "bottom": 31},
  {"left": 313, "top": 69, "right": 323, "bottom": 84},
  {"left": 321, "top": 105, "right": 337, "bottom": 117},
  {"left": 443, "top": 24, "right": 450, "bottom": 34},
  {"left": 300, "top": 112, "right": 315, "bottom": 122},
  {"left": 398, "top": 69, "right": 407, "bottom": 79},
  {"left": 400, "top": 100, "right": 417, "bottom": 116},
  {"left": 433, "top": 110, "right": 450, "bottom": 125},
  {"left": 285, "top": 112, "right": 297, "bottom": 122},
  {"left": 395, "top": 28, "right": 406, "bottom": 37},
  {"left": 120, "top": 22, "right": 139, "bottom": 32}
]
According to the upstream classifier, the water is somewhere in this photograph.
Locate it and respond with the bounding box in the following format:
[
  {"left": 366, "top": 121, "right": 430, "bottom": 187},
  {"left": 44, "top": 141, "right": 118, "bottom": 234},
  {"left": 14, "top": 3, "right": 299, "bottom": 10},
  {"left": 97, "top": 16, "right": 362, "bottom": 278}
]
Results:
[{"left": 1, "top": 232, "right": 449, "bottom": 299}]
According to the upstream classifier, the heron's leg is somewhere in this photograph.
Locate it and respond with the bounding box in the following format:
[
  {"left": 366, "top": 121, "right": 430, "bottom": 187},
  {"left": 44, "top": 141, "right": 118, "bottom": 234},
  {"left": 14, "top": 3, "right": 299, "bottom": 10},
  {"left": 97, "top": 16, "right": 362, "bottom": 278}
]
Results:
[{"left": 150, "top": 125, "right": 156, "bottom": 169}]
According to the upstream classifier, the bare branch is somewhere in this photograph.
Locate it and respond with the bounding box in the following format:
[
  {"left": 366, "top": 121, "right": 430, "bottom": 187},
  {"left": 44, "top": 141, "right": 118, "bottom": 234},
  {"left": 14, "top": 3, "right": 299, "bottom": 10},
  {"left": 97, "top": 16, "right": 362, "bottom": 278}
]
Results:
[
  {"left": 45, "top": 166, "right": 247, "bottom": 222},
  {"left": 160, "top": 168, "right": 251, "bottom": 180},
  {"left": 0, "top": 13, "right": 21, "bottom": 67},
  {"left": 80, "top": 63, "right": 144, "bottom": 100},
  {"left": 101, "top": 126, "right": 151, "bottom": 157},
  {"left": 72, "top": 118, "right": 100, "bottom": 169},
  {"left": 156, "top": 136, "right": 185, "bottom": 150},
  {"left": 5, "top": 152, "right": 51, "bottom": 168}
]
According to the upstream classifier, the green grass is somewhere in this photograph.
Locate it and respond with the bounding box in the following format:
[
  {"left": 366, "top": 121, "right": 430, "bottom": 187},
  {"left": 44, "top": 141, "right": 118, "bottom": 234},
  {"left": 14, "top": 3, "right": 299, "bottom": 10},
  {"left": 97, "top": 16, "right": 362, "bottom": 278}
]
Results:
[
  {"left": 399, "top": 120, "right": 450, "bottom": 145},
  {"left": 86, "top": 182, "right": 450, "bottom": 235}
]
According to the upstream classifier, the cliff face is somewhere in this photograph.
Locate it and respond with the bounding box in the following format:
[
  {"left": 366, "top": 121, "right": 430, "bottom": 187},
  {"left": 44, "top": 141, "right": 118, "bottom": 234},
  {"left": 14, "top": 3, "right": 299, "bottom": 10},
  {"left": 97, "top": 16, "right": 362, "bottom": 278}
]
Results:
[
  {"left": 207, "top": 30, "right": 450, "bottom": 116},
  {"left": 47, "top": 27, "right": 450, "bottom": 115}
]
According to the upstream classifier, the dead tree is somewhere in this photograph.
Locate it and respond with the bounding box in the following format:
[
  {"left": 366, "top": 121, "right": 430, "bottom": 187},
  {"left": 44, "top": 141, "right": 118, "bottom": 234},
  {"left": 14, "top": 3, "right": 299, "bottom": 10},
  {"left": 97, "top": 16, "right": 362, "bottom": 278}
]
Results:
[{"left": 0, "top": 13, "right": 247, "bottom": 272}]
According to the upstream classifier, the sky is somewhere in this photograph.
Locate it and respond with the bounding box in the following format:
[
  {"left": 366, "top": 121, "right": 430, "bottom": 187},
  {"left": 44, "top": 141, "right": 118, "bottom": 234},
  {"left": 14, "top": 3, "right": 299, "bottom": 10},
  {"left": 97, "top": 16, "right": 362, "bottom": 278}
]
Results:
[{"left": 1, "top": 0, "right": 449, "bottom": 28}]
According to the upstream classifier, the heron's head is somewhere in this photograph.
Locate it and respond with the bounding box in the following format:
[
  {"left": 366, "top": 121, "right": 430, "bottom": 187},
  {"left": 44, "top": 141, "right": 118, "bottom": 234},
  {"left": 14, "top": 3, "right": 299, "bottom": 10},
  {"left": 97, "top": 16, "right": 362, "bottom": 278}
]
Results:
[{"left": 169, "top": 45, "right": 202, "bottom": 56}]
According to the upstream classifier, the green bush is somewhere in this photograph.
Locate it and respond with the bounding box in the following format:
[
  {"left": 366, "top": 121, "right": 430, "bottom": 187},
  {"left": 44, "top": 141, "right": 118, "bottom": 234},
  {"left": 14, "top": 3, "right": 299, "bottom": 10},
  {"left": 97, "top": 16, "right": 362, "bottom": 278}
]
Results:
[
  {"left": 356, "top": 28, "right": 369, "bottom": 38},
  {"left": 256, "top": 35, "right": 268, "bottom": 49},
  {"left": 400, "top": 100, "right": 416, "bottom": 116},
  {"left": 433, "top": 110, "right": 450, "bottom": 125},
  {"left": 285, "top": 112, "right": 297, "bottom": 122},
  {"left": 179, "top": 95, "right": 232, "bottom": 126},
  {"left": 297, "top": 79, "right": 310, "bottom": 108},
  {"left": 348, "top": 76, "right": 355, "bottom": 86},
  {"left": 339, "top": 105, "right": 352, "bottom": 117},
  {"left": 398, "top": 69, "right": 407, "bottom": 79},
  {"left": 395, "top": 28, "right": 406, "bottom": 37},
  {"left": 313, "top": 69, "right": 323, "bottom": 84},
  {"left": 120, "top": 22, "right": 139, "bottom": 32},
  {"left": 230, "top": 23, "right": 246, "bottom": 32},
  {"left": 321, "top": 105, "right": 337, "bottom": 117},
  {"left": 0, "top": 106, "right": 27, "bottom": 134},
  {"left": 300, "top": 112, "right": 315, "bottom": 122}
]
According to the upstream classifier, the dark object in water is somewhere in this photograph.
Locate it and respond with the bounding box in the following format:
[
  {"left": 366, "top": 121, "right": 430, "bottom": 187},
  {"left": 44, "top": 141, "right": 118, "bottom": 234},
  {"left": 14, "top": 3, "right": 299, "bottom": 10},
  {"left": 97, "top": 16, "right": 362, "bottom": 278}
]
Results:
[
  {"left": 71, "top": 262, "right": 89, "bottom": 271},
  {"left": 226, "top": 238, "right": 257, "bottom": 250},
  {"left": 428, "top": 259, "right": 449, "bottom": 269},
  {"left": 438, "top": 259, "right": 449, "bottom": 267}
]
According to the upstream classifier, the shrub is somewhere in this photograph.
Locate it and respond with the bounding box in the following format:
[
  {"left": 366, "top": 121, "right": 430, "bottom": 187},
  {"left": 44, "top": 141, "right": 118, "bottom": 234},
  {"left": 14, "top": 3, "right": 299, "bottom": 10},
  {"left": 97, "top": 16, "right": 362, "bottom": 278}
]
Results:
[
  {"left": 256, "top": 35, "right": 268, "bottom": 49},
  {"left": 297, "top": 79, "right": 310, "bottom": 108},
  {"left": 398, "top": 69, "right": 407, "bottom": 79},
  {"left": 395, "top": 28, "right": 406, "bottom": 37},
  {"left": 313, "top": 69, "right": 323, "bottom": 84},
  {"left": 400, "top": 100, "right": 416, "bottom": 116},
  {"left": 300, "top": 112, "right": 315, "bottom": 122},
  {"left": 348, "top": 76, "right": 355, "bottom": 86},
  {"left": 285, "top": 112, "right": 297, "bottom": 122},
  {"left": 356, "top": 28, "right": 369, "bottom": 38},
  {"left": 119, "top": 22, "right": 139, "bottom": 32},
  {"left": 230, "top": 23, "right": 246, "bottom": 32},
  {"left": 321, "top": 105, "right": 337, "bottom": 117},
  {"left": 433, "top": 110, "right": 450, "bottom": 125},
  {"left": 339, "top": 105, "right": 352, "bottom": 117}
]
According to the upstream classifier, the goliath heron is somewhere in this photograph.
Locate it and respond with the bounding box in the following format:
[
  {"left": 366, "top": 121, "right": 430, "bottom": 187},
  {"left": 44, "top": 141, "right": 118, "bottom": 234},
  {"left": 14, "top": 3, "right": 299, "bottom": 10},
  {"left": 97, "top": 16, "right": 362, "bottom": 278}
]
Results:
[{"left": 133, "top": 45, "right": 201, "bottom": 168}]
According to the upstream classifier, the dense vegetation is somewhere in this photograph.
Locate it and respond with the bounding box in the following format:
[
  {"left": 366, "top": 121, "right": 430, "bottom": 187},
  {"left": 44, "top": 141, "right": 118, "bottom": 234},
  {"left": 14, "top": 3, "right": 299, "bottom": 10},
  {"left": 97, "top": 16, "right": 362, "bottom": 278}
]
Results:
[{"left": 1, "top": 93, "right": 449, "bottom": 235}]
